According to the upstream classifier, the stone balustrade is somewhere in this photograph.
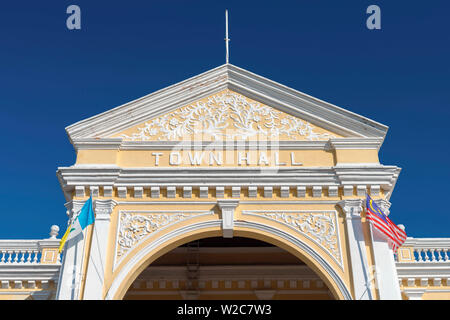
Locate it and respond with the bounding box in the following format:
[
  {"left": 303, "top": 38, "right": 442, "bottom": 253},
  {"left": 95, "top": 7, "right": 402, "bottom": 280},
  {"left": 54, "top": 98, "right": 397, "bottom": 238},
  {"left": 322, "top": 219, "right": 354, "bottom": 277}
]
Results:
[
  {"left": 0, "top": 225, "right": 61, "bottom": 265},
  {"left": 397, "top": 238, "right": 450, "bottom": 263}
]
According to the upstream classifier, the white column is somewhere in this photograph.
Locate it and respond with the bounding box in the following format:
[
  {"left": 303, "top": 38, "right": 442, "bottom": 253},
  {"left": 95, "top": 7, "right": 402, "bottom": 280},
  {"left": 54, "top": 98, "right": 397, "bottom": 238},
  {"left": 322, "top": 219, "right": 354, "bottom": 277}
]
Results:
[
  {"left": 370, "top": 227, "right": 402, "bottom": 299},
  {"left": 83, "top": 199, "right": 117, "bottom": 300},
  {"left": 338, "top": 199, "right": 373, "bottom": 300},
  {"left": 56, "top": 200, "right": 87, "bottom": 300}
]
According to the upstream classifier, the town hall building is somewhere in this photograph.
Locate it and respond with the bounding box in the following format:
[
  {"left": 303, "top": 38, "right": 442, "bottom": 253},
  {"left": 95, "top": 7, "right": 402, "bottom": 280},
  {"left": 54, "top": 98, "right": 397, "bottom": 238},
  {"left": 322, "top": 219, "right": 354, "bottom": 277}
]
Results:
[{"left": 0, "top": 64, "right": 449, "bottom": 300}]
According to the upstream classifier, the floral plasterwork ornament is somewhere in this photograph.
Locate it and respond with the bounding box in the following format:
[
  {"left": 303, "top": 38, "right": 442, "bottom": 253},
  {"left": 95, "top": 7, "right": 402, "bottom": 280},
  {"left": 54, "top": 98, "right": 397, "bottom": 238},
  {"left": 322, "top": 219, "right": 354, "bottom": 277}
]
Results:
[
  {"left": 117, "top": 212, "right": 192, "bottom": 260},
  {"left": 119, "top": 91, "right": 336, "bottom": 141},
  {"left": 261, "top": 211, "right": 341, "bottom": 264}
]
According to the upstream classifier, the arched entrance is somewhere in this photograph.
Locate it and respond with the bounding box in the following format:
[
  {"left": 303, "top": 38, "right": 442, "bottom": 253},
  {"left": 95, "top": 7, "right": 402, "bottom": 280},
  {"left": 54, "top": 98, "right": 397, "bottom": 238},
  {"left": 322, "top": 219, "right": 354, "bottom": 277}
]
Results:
[
  {"left": 123, "top": 237, "right": 335, "bottom": 300},
  {"left": 106, "top": 220, "right": 351, "bottom": 300}
]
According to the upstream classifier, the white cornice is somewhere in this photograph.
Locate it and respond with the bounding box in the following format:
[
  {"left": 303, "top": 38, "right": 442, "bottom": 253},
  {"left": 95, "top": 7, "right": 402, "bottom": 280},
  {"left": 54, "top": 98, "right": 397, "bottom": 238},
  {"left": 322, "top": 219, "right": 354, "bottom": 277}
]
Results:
[
  {"left": 0, "top": 240, "right": 60, "bottom": 250},
  {"left": 329, "top": 137, "right": 384, "bottom": 150},
  {"left": 72, "top": 138, "right": 122, "bottom": 151},
  {"left": 0, "top": 265, "right": 60, "bottom": 281},
  {"left": 402, "top": 238, "right": 450, "bottom": 249},
  {"left": 72, "top": 137, "right": 389, "bottom": 152},
  {"left": 65, "top": 64, "right": 388, "bottom": 145},
  {"left": 56, "top": 165, "right": 400, "bottom": 201}
]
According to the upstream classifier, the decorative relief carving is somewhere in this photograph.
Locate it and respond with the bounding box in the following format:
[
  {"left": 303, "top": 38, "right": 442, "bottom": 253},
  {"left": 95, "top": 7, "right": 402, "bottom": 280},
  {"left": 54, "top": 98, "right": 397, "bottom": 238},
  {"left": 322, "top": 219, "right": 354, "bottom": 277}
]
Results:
[
  {"left": 243, "top": 211, "right": 342, "bottom": 267},
  {"left": 120, "top": 91, "right": 335, "bottom": 141},
  {"left": 115, "top": 211, "right": 212, "bottom": 268}
]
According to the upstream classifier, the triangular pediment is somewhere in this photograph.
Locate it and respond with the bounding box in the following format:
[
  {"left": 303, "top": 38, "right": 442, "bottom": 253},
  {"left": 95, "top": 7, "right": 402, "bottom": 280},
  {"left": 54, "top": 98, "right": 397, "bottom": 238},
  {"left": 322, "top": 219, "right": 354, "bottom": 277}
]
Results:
[
  {"left": 65, "top": 64, "right": 388, "bottom": 144},
  {"left": 113, "top": 90, "right": 341, "bottom": 142}
]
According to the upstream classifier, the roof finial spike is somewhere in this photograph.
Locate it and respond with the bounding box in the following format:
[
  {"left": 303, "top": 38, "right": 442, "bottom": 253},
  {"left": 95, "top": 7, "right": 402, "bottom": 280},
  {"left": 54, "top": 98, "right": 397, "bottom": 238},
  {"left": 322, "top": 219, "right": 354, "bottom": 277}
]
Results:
[{"left": 225, "top": 9, "right": 230, "bottom": 64}]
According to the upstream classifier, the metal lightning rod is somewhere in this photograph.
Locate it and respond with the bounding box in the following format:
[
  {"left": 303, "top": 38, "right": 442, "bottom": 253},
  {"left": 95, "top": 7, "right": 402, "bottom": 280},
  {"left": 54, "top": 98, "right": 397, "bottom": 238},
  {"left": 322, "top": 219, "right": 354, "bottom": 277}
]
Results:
[{"left": 225, "top": 9, "right": 230, "bottom": 64}]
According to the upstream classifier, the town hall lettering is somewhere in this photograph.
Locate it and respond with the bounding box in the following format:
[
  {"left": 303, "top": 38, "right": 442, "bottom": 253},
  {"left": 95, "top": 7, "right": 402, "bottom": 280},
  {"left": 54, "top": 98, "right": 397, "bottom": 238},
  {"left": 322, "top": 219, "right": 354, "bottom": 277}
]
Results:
[{"left": 150, "top": 151, "right": 303, "bottom": 166}]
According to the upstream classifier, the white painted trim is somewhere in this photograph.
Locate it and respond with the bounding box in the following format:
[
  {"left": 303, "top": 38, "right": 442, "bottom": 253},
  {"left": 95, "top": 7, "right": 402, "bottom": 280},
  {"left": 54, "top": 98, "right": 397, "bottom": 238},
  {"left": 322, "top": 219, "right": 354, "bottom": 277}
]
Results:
[
  {"left": 113, "top": 210, "right": 214, "bottom": 270},
  {"left": 105, "top": 220, "right": 352, "bottom": 300},
  {"left": 65, "top": 64, "right": 388, "bottom": 144},
  {"left": 241, "top": 210, "right": 343, "bottom": 270}
]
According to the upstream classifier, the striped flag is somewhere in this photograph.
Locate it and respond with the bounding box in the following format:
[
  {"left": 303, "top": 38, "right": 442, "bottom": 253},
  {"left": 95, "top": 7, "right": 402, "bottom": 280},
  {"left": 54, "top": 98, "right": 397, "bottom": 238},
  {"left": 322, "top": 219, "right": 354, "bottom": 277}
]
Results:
[
  {"left": 365, "top": 194, "right": 406, "bottom": 253},
  {"left": 58, "top": 196, "right": 95, "bottom": 253}
]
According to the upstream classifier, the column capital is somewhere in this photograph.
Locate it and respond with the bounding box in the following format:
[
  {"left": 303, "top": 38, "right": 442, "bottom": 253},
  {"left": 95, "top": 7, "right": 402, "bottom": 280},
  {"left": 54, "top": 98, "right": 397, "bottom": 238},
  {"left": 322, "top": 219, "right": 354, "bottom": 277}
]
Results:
[
  {"left": 374, "top": 199, "right": 391, "bottom": 216},
  {"left": 94, "top": 199, "right": 118, "bottom": 221},
  {"left": 337, "top": 199, "right": 363, "bottom": 220},
  {"left": 403, "top": 288, "right": 426, "bottom": 300}
]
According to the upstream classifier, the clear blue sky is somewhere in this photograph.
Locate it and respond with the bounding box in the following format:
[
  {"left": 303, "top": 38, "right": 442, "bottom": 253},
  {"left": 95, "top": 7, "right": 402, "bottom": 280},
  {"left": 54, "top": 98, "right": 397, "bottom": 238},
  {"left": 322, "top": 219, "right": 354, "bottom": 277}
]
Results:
[{"left": 0, "top": 1, "right": 448, "bottom": 239}]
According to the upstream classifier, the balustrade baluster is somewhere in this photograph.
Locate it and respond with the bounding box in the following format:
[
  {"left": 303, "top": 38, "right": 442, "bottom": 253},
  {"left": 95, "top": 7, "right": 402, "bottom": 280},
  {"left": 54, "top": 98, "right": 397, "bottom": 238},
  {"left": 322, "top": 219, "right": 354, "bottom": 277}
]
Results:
[
  {"left": 26, "top": 250, "right": 32, "bottom": 264},
  {"left": 33, "top": 250, "right": 39, "bottom": 264},
  {"left": 416, "top": 248, "right": 423, "bottom": 262},
  {"left": 0, "top": 250, "right": 4, "bottom": 263},
  {"left": 444, "top": 249, "right": 449, "bottom": 262},
  {"left": 7, "top": 251, "right": 12, "bottom": 263},
  {"left": 13, "top": 251, "right": 19, "bottom": 263},
  {"left": 19, "top": 250, "right": 25, "bottom": 263},
  {"left": 423, "top": 249, "right": 430, "bottom": 262},
  {"left": 430, "top": 249, "right": 437, "bottom": 262},
  {"left": 436, "top": 249, "right": 443, "bottom": 262}
]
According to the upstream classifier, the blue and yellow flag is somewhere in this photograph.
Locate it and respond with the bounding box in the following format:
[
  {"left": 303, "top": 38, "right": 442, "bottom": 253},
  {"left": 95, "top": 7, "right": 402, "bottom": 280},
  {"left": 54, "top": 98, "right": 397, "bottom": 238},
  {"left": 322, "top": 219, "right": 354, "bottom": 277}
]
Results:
[{"left": 58, "top": 196, "right": 95, "bottom": 253}]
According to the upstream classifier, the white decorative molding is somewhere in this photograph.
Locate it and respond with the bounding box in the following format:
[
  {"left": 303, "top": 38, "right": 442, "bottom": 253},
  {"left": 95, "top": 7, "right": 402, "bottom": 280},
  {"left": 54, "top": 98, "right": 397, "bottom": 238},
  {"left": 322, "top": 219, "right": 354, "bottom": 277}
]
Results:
[
  {"left": 280, "top": 186, "right": 290, "bottom": 198},
  {"left": 57, "top": 165, "right": 402, "bottom": 203},
  {"left": 183, "top": 186, "right": 192, "bottom": 198},
  {"left": 420, "top": 278, "right": 429, "bottom": 286},
  {"left": 166, "top": 186, "right": 176, "bottom": 198},
  {"left": 218, "top": 199, "right": 239, "bottom": 238},
  {"left": 242, "top": 210, "right": 342, "bottom": 268},
  {"left": 370, "top": 185, "right": 380, "bottom": 197},
  {"left": 343, "top": 186, "right": 353, "bottom": 196},
  {"left": 106, "top": 219, "right": 352, "bottom": 300},
  {"left": 27, "top": 280, "right": 36, "bottom": 289},
  {"left": 264, "top": 187, "right": 273, "bottom": 198},
  {"left": 117, "top": 187, "right": 127, "bottom": 198},
  {"left": 75, "top": 186, "right": 85, "bottom": 197},
  {"left": 103, "top": 186, "right": 113, "bottom": 197},
  {"left": 296, "top": 186, "right": 306, "bottom": 198},
  {"left": 90, "top": 186, "right": 99, "bottom": 197},
  {"left": 328, "top": 186, "right": 338, "bottom": 197},
  {"left": 433, "top": 278, "right": 441, "bottom": 286},
  {"left": 119, "top": 91, "right": 335, "bottom": 142},
  {"left": 114, "top": 210, "right": 213, "bottom": 269},
  {"left": 403, "top": 289, "right": 426, "bottom": 300},
  {"left": 231, "top": 186, "right": 241, "bottom": 198},
  {"left": 356, "top": 185, "right": 367, "bottom": 196},
  {"left": 216, "top": 186, "right": 225, "bottom": 198},
  {"left": 134, "top": 187, "right": 143, "bottom": 198},
  {"left": 329, "top": 138, "right": 383, "bottom": 150},
  {"left": 312, "top": 186, "right": 322, "bottom": 198},
  {"left": 199, "top": 186, "right": 208, "bottom": 198},
  {"left": 151, "top": 187, "right": 160, "bottom": 198},
  {"left": 248, "top": 186, "right": 257, "bottom": 198}
]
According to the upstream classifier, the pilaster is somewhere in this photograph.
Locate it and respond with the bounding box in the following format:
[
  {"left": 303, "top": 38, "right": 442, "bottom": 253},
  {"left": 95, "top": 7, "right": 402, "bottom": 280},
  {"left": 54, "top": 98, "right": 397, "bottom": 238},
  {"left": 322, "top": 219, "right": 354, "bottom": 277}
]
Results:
[
  {"left": 338, "top": 199, "right": 373, "bottom": 300},
  {"left": 56, "top": 200, "right": 87, "bottom": 300},
  {"left": 83, "top": 199, "right": 118, "bottom": 299}
]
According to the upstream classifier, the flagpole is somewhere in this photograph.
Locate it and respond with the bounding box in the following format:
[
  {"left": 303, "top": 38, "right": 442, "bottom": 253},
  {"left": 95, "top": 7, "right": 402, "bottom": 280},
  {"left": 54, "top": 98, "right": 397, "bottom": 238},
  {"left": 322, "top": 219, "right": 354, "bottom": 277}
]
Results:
[
  {"left": 365, "top": 194, "right": 383, "bottom": 299},
  {"left": 75, "top": 193, "right": 93, "bottom": 300}
]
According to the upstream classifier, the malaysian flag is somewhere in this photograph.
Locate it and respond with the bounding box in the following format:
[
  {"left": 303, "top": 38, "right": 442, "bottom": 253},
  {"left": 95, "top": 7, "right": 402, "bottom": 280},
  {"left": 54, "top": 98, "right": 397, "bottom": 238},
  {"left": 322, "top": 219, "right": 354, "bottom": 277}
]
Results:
[{"left": 365, "top": 194, "right": 407, "bottom": 253}]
